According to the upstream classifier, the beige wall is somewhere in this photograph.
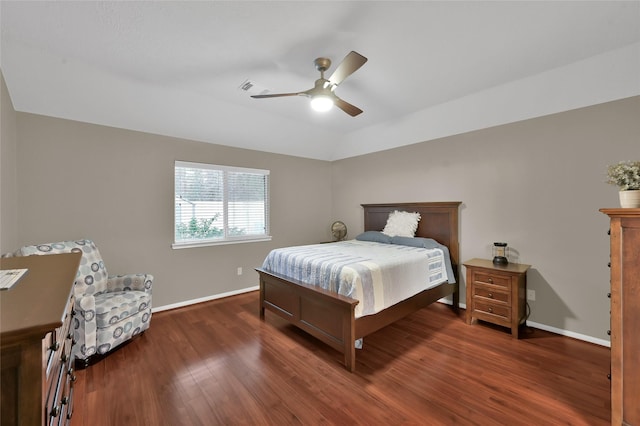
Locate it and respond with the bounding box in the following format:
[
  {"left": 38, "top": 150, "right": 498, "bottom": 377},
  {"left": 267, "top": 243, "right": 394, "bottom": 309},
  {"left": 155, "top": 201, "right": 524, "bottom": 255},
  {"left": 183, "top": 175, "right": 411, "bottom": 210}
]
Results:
[
  {"left": 0, "top": 72, "right": 19, "bottom": 253},
  {"left": 12, "top": 113, "right": 333, "bottom": 308},
  {"left": 332, "top": 96, "right": 640, "bottom": 342},
  {"left": 4, "top": 62, "right": 638, "bottom": 342}
]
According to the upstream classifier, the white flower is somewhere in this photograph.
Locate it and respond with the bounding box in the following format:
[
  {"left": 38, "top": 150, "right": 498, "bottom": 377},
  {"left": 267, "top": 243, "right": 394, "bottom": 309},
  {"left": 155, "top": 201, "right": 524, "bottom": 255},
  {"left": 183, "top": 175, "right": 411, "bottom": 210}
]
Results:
[{"left": 607, "top": 161, "right": 640, "bottom": 191}]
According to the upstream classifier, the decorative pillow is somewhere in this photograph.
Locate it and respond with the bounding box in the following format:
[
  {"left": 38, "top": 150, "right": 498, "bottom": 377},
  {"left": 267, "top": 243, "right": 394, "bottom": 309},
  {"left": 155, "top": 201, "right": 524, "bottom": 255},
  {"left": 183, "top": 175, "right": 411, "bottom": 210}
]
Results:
[
  {"left": 355, "top": 231, "right": 392, "bottom": 244},
  {"left": 382, "top": 211, "right": 421, "bottom": 237}
]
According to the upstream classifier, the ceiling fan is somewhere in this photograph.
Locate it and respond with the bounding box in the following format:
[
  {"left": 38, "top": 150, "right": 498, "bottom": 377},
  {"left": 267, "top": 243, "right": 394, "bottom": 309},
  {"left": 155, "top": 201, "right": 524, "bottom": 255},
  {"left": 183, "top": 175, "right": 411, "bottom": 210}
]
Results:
[{"left": 251, "top": 51, "right": 368, "bottom": 117}]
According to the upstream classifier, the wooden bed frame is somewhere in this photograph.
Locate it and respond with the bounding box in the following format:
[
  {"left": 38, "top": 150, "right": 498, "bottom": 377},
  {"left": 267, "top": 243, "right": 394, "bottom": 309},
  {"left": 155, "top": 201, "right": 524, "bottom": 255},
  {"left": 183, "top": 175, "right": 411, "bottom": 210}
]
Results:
[{"left": 256, "top": 201, "right": 461, "bottom": 372}]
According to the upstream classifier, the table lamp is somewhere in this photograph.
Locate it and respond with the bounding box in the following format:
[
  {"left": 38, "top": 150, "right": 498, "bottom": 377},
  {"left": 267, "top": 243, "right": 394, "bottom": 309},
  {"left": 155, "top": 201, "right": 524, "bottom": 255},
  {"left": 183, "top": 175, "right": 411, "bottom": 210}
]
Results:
[{"left": 492, "top": 242, "right": 509, "bottom": 265}]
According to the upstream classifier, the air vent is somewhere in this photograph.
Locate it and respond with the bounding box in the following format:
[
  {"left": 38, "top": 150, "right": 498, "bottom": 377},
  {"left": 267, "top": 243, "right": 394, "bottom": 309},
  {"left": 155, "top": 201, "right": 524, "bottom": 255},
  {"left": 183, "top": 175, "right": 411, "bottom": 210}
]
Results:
[
  {"left": 239, "top": 80, "right": 254, "bottom": 91},
  {"left": 238, "top": 79, "right": 270, "bottom": 97}
]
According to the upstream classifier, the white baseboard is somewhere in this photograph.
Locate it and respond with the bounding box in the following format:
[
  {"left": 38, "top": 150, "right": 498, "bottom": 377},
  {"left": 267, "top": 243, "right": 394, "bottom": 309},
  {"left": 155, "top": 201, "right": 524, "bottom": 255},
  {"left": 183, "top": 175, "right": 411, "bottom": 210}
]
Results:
[
  {"left": 154, "top": 291, "right": 611, "bottom": 348},
  {"left": 152, "top": 285, "right": 259, "bottom": 313},
  {"left": 524, "top": 320, "right": 611, "bottom": 348},
  {"left": 438, "top": 299, "right": 611, "bottom": 348}
]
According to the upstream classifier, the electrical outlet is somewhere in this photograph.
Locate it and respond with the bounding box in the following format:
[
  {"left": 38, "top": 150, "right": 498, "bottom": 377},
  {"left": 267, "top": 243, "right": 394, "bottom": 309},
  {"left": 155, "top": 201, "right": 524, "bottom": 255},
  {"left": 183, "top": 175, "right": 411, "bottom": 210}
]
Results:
[
  {"left": 237, "top": 267, "right": 243, "bottom": 276},
  {"left": 527, "top": 289, "right": 536, "bottom": 301}
]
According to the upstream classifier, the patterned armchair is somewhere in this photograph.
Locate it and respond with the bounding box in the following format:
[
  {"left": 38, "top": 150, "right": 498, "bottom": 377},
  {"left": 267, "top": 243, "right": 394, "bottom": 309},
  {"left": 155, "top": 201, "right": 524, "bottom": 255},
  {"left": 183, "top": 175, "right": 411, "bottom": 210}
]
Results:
[{"left": 9, "top": 239, "right": 152, "bottom": 366}]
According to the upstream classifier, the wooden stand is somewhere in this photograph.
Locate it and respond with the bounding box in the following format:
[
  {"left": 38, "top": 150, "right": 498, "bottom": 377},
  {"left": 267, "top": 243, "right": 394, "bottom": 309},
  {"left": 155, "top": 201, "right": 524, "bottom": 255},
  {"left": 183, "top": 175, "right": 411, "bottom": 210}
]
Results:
[{"left": 463, "top": 258, "right": 530, "bottom": 338}]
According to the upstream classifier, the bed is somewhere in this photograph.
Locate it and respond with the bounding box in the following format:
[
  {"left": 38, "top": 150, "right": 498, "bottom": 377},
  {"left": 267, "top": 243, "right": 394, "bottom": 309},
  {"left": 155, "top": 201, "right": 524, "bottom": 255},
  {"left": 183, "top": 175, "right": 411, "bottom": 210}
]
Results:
[{"left": 256, "top": 201, "right": 461, "bottom": 372}]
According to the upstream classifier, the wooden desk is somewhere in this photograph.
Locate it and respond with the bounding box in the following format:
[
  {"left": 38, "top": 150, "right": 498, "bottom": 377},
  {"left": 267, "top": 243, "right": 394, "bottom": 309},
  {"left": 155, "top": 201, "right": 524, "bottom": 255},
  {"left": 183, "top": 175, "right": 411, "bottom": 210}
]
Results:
[{"left": 1, "top": 252, "right": 81, "bottom": 426}]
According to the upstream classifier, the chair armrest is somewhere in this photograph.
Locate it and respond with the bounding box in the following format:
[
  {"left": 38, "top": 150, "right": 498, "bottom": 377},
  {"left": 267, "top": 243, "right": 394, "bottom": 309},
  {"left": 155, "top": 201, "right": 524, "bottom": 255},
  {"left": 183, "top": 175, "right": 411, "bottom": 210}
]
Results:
[
  {"left": 107, "top": 273, "right": 153, "bottom": 294},
  {"left": 74, "top": 293, "right": 98, "bottom": 357},
  {"left": 75, "top": 293, "right": 96, "bottom": 315}
]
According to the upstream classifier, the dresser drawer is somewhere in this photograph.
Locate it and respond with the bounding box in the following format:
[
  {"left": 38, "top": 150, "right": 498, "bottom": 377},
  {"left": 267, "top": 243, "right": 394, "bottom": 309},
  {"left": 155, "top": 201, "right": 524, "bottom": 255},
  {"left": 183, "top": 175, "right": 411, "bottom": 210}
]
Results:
[
  {"left": 473, "top": 301, "right": 511, "bottom": 321},
  {"left": 58, "top": 363, "right": 73, "bottom": 425},
  {"left": 472, "top": 271, "right": 510, "bottom": 289},
  {"left": 473, "top": 286, "right": 510, "bottom": 305},
  {"left": 46, "top": 357, "right": 67, "bottom": 425},
  {"left": 44, "top": 331, "right": 62, "bottom": 382}
]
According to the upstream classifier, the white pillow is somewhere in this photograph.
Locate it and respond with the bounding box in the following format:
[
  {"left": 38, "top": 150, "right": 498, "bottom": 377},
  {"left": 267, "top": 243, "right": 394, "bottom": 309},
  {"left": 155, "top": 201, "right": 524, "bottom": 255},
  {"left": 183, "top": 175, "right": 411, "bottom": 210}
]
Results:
[{"left": 382, "top": 210, "right": 421, "bottom": 237}]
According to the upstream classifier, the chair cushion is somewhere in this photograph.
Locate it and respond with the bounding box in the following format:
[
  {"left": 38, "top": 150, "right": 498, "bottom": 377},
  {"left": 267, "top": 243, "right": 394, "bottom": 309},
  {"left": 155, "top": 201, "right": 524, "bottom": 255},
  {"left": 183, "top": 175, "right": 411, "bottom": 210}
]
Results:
[{"left": 94, "top": 291, "right": 151, "bottom": 329}]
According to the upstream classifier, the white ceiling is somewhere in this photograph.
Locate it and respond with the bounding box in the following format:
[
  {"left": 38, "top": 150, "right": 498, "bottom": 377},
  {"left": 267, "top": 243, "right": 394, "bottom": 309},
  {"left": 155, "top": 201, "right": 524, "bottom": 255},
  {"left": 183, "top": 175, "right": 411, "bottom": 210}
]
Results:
[{"left": 1, "top": 1, "right": 639, "bottom": 161}]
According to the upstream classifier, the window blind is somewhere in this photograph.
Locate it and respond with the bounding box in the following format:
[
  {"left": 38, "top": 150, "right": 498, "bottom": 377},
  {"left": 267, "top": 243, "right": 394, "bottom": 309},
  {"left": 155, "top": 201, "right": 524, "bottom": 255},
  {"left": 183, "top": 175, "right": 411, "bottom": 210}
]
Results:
[{"left": 174, "top": 161, "right": 270, "bottom": 247}]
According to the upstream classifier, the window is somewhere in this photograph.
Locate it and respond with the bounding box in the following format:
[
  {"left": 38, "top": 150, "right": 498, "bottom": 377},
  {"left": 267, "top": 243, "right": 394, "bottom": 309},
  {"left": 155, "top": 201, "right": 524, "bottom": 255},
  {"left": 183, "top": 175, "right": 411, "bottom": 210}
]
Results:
[{"left": 173, "top": 161, "right": 270, "bottom": 248}]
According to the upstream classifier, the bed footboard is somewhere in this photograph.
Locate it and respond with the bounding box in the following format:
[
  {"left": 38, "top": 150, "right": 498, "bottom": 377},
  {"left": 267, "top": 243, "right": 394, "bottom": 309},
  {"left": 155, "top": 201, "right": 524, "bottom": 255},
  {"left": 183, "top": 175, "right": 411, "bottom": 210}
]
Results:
[
  {"left": 257, "top": 268, "right": 359, "bottom": 372},
  {"left": 257, "top": 268, "right": 457, "bottom": 372}
]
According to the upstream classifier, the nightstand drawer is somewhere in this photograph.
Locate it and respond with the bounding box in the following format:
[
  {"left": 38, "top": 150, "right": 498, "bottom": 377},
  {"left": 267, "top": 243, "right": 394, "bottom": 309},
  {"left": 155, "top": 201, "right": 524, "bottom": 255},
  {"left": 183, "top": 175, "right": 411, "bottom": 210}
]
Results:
[
  {"left": 472, "top": 271, "right": 510, "bottom": 289},
  {"left": 473, "top": 286, "right": 510, "bottom": 304},
  {"left": 473, "top": 301, "right": 511, "bottom": 321}
]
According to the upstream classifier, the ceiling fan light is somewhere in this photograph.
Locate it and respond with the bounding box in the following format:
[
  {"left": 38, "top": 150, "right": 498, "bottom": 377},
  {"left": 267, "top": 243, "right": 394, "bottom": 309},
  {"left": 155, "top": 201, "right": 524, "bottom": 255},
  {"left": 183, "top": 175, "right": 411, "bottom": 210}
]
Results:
[{"left": 310, "top": 95, "right": 334, "bottom": 112}]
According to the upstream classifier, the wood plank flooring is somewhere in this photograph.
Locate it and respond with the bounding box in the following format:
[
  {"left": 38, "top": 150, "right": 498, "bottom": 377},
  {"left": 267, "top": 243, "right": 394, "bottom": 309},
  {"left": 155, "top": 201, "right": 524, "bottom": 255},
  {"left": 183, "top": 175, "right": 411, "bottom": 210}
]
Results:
[{"left": 70, "top": 291, "right": 610, "bottom": 425}]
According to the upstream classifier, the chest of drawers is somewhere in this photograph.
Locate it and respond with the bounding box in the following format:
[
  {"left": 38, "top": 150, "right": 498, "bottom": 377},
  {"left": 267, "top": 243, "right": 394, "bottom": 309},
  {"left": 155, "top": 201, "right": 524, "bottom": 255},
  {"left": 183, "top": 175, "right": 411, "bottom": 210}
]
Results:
[
  {"left": 601, "top": 208, "right": 640, "bottom": 425},
  {"left": 44, "top": 292, "right": 76, "bottom": 424},
  {"left": 1, "top": 252, "right": 81, "bottom": 426},
  {"left": 463, "top": 258, "right": 530, "bottom": 338}
]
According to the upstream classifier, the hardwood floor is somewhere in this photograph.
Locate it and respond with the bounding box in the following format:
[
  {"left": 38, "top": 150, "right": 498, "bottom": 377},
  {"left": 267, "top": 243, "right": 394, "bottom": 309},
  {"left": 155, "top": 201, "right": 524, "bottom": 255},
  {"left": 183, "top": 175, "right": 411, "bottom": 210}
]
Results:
[{"left": 71, "top": 291, "right": 610, "bottom": 425}]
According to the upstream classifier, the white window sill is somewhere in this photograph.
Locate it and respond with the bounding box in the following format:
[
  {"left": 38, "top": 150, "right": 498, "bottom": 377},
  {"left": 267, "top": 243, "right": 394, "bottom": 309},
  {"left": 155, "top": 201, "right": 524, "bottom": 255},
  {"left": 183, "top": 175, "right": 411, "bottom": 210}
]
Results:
[{"left": 172, "top": 236, "right": 272, "bottom": 250}]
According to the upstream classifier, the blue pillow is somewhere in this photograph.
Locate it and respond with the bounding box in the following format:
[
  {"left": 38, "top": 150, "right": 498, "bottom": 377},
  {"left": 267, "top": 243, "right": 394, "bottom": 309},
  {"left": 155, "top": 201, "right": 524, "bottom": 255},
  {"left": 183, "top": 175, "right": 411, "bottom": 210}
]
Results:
[
  {"left": 390, "top": 236, "right": 439, "bottom": 249},
  {"left": 355, "top": 231, "right": 392, "bottom": 244}
]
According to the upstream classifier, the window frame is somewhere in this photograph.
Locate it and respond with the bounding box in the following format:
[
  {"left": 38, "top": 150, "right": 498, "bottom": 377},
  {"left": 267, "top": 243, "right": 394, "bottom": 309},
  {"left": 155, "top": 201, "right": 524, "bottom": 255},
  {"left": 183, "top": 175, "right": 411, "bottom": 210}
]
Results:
[{"left": 172, "top": 160, "right": 271, "bottom": 249}]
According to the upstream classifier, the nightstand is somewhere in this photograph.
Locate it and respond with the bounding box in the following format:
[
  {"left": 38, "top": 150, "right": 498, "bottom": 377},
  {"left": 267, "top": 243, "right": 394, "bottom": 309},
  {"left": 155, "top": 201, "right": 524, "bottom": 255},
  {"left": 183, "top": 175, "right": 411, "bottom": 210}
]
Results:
[{"left": 463, "top": 258, "right": 531, "bottom": 338}]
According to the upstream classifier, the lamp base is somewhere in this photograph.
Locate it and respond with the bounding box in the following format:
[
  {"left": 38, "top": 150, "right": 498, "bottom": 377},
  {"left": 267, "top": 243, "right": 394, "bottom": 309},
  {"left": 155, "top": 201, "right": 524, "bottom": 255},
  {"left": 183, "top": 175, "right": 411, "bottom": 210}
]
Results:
[{"left": 493, "top": 256, "right": 509, "bottom": 265}]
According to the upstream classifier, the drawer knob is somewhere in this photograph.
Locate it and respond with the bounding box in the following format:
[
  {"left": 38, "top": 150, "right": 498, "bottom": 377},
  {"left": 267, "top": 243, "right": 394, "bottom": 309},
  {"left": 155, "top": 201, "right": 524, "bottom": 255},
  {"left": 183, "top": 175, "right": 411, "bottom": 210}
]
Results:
[
  {"left": 488, "top": 278, "right": 494, "bottom": 284},
  {"left": 607, "top": 292, "right": 611, "bottom": 298},
  {"left": 488, "top": 293, "right": 493, "bottom": 298},
  {"left": 607, "top": 330, "right": 611, "bottom": 335},
  {"left": 488, "top": 307, "right": 493, "bottom": 313}
]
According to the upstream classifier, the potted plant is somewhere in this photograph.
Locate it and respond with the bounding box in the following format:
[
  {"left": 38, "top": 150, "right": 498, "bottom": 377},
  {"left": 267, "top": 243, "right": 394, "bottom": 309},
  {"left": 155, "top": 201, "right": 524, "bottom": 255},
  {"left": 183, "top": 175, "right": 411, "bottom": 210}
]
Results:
[{"left": 607, "top": 161, "right": 640, "bottom": 208}]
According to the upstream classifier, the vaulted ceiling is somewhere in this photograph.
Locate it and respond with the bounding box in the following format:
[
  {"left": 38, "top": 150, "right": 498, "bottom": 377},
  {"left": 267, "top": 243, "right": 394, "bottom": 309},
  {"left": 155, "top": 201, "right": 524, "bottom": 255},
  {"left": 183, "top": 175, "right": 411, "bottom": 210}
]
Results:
[{"left": 2, "top": 1, "right": 639, "bottom": 160}]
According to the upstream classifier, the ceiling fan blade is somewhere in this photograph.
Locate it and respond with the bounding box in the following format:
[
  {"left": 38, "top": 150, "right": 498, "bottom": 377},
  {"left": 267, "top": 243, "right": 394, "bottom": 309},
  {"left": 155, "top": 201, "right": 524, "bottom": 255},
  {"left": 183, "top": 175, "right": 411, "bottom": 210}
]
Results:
[
  {"left": 251, "top": 92, "right": 303, "bottom": 99},
  {"left": 334, "top": 97, "right": 363, "bottom": 117},
  {"left": 328, "top": 51, "right": 368, "bottom": 86}
]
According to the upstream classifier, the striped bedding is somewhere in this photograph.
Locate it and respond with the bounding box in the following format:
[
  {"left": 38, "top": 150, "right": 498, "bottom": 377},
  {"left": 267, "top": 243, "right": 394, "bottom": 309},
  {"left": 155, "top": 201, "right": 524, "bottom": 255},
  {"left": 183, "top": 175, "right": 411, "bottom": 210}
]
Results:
[{"left": 261, "top": 240, "right": 450, "bottom": 318}]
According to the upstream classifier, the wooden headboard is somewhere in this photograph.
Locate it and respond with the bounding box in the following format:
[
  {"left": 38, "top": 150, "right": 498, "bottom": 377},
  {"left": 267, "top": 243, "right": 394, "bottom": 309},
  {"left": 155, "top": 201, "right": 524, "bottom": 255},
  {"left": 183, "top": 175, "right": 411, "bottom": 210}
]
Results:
[{"left": 361, "top": 202, "right": 462, "bottom": 267}]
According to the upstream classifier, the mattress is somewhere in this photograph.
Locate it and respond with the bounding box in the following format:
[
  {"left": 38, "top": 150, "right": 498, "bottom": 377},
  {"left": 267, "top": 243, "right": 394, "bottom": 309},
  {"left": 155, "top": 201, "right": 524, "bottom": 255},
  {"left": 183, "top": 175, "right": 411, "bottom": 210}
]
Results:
[{"left": 261, "top": 240, "right": 451, "bottom": 318}]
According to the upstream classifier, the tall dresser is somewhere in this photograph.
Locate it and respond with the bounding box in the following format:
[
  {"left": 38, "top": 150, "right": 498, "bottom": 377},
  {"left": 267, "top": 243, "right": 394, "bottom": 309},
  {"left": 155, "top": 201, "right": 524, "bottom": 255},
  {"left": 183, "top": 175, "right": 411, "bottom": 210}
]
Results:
[
  {"left": 601, "top": 208, "right": 640, "bottom": 426},
  {"left": 1, "top": 252, "right": 81, "bottom": 426}
]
